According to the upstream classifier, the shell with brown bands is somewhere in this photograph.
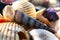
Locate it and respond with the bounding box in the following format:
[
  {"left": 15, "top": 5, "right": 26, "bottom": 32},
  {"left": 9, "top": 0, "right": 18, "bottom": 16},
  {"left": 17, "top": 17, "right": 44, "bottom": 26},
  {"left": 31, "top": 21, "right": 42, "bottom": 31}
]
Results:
[
  {"left": 14, "top": 10, "right": 56, "bottom": 34},
  {"left": 12, "top": 1, "right": 36, "bottom": 18},
  {"left": 0, "top": 22, "right": 30, "bottom": 40}
]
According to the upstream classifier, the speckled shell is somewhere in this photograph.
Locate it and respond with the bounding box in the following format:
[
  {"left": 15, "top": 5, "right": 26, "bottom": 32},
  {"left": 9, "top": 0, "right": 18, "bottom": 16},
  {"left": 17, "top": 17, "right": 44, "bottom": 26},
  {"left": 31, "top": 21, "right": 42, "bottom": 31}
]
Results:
[
  {"left": 12, "top": 1, "right": 36, "bottom": 18},
  {"left": 3, "top": 5, "right": 15, "bottom": 21},
  {"left": 29, "top": 29, "right": 59, "bottom": 40},
  {"left": 0, "top": 22, "right": 29, "bottom": 40}
]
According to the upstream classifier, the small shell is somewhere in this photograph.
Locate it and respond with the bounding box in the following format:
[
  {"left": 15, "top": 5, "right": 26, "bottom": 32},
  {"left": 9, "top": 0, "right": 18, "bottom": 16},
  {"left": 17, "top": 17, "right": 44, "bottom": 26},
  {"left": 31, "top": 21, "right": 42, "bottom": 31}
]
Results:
[
  {"left": 12, "top": 1, "right": 36, "bottom": 18},
  {"left": 3, "top": 5, "right": 15, "bottom": 21},
  {"left": 36, "top": 8, "right": 51, "bottom": 26},
  {"left": 29, "top": 29, "right": 59, "bottom": 40},
  {"left": 0, "top": 22, "right": 30, "bottom": 40}
]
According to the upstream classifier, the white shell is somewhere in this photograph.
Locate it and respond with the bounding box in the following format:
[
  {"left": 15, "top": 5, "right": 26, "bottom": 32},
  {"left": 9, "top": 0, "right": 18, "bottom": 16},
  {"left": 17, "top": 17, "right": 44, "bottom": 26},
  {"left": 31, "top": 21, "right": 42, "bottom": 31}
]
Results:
[
  {"left": 3, "top": 5, "right": 15, "bottom": 21},
  {"left": 12, "top": 1, "right": 36, "bottom": 18},
  {"left": 0, "top": 22, "right": 30, "bottom": 40},
  {"left": 29, "top": 29, "right": 59, "bottom": 40}
]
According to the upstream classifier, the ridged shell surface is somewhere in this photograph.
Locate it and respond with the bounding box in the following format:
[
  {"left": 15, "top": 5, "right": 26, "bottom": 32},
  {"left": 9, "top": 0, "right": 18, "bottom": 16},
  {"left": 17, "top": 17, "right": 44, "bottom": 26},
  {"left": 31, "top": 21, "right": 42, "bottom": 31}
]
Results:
[
  {"left": 0, "top": 22, "right": 29, "bottom": 40},
  {"left": 12, "top": 1, "right": 36, "bottom": 18}
]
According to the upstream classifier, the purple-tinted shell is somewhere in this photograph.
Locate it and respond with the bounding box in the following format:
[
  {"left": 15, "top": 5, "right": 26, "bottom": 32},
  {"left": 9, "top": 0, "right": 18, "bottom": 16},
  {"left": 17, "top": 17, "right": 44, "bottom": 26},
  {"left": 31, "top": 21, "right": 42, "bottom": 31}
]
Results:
[{"left": 43, "top": 8, "right": 59, "bottom": 21}]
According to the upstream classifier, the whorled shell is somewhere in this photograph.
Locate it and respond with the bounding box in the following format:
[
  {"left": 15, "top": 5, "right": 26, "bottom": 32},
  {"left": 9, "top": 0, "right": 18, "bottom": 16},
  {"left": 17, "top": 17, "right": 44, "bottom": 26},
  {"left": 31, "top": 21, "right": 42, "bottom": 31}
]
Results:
[
  {"left": 36, "top": 8, "right": 51, "bottom": 26},
  {"left": 12, "top": 1, "right": 36, "bottom": 18},
  {"left": 0, "top": 22, "right": 30, "bottom": 40},
  {"left": 29, "top": 29, "right": 59, "bottom": 40},
  {"left": 14, "top": 10, "right": 55, "bottom": 33},
  {"left": 3, "top": 5, "right": 15, "bottom": 21}
]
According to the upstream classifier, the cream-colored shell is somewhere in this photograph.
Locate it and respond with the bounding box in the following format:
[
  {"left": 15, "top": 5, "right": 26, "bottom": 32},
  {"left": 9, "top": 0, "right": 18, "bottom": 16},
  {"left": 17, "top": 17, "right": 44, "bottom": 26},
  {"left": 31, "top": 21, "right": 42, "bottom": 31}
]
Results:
[
  {"left": 0, "top": 22, "right": 30, "bottom": 40},
  {"left": 3, "top": 5, "right": 15, "bottom": 21},
  {"left": 12, "top": 1, "right": 36, "bottom": 18},
  {"left": 29, "top": 29, "right": 59, "bottom": 40}
]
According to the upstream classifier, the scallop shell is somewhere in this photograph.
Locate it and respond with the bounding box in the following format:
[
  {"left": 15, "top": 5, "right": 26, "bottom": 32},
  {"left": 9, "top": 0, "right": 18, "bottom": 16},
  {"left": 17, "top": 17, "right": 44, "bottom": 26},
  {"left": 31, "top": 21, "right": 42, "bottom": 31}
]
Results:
[
  {"left": 12, "top": 1, "right": 36, "bottom": 18},
  {"left": 0, "top": 22, "right": 30, "bottom": 40},
  {"left": 3, "top": 5, "right": 15, "bottom": 21},
  {"left": 29, "top": 29, "right": 59, "bottom": 40}
]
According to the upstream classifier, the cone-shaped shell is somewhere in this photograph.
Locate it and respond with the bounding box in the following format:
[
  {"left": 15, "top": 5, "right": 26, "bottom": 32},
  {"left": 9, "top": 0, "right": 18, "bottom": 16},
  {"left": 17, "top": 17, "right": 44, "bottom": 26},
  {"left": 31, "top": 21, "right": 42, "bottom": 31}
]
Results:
[{"left": 12, "top": 1, "right": 36, "bottom": 18}]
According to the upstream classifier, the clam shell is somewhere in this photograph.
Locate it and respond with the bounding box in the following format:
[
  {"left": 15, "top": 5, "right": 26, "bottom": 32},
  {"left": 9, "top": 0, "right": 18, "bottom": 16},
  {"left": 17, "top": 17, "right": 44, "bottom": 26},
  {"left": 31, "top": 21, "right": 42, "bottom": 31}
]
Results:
[
  {"left": 12, "top": 1, "right": 36, "bottom": 18},
  {"left": 0, "top": 22, "right": 29, "bottom": 40},
  {"left": 29, "top": 29, "right": 59, "bottom": 40}
]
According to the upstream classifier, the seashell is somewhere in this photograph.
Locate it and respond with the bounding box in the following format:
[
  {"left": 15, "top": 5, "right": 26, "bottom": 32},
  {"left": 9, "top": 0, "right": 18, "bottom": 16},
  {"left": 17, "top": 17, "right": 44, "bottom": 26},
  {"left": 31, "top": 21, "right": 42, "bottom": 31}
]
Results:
[
  {"left": 1, "top": 0, "right": 13, "bottom": 4},
  {"left": 50, "top": 11, "right": 60, "bottom": 39},
  {"left": 0, "top": 22, "right": 30, "bottom": 40},
  {"left": 29, "top": 29, "right": 59, "bottom": 40},
  {"left": 14, "top": 10, "right": 55, "bottom": 33},
  {"left": 36, "top": 8, "right": 51, "bottom": 26},
  {"left": 12, "top": 1, "right": 36, "bottom": 18},
  {"left": 49, "top": 0, "right": 57, "bottom": 7},
  {"left": 43, "top": 7, "right": 59, "bottom": 21},
  {"left": 3, "top": 5, "right": 15, "bottom": 21}
]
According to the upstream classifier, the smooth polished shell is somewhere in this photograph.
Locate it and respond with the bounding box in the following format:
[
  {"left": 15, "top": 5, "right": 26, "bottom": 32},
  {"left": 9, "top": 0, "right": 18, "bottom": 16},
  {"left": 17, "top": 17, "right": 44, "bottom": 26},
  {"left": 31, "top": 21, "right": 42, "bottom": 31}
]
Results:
[{"left": 29, "top": 29, "right": 59, "bottom": 40}]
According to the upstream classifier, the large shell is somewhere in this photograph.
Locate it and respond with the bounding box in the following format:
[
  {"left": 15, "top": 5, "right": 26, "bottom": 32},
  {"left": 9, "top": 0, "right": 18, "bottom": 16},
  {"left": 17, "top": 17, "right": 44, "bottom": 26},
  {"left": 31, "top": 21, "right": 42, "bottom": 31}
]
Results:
[
  {"left": 3, "top": 5, "right": 15, "bottom": 21},
  {"left": 12, "top": 1, "right": 36, "bottom": 18},
  {"left": 14, "top": 10, "right": 55, "bottom": 33},
  {"left": 29, "top": 29, "right": 59, "bottom": 40},
  {"left": 0, "top": 22, "right": 30, "bottom": 40}
]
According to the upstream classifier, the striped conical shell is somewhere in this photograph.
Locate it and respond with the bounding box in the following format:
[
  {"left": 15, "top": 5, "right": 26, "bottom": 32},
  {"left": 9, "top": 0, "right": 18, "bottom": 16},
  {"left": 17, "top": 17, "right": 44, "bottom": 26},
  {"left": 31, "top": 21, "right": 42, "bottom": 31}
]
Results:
[
  {"left": 0, "top": 22, "right": 29, "bottom": 40},
  {"left": 12, "top": 1, "right": 36, "bottom": 18}
]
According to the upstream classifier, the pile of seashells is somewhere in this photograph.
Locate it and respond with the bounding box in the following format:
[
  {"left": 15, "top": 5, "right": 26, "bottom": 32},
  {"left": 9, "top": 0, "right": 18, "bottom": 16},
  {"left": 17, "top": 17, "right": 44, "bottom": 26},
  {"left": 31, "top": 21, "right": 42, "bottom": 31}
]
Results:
[{"left": 0, "top": 0, "right": 60, "bottom": 40}]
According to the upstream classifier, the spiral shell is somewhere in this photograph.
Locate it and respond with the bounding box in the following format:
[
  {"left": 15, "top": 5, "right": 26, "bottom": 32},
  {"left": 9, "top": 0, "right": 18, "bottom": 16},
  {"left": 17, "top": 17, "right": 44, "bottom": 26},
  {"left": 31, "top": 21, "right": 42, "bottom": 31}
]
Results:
[
  {"left": 12, "top": 1, "right": 36, "bottom": 18},
  {"left": 29, "top": 29, "right": 59, "bottom": 40},
  {"left": 14, "top": 10, "right": 55, "bottom": 33},
  {"left": 0, "top": 22, "right": 29, "bottom": 40},
  {"left": 3, "top": 5, "right": 15, "bottom": 21}
]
